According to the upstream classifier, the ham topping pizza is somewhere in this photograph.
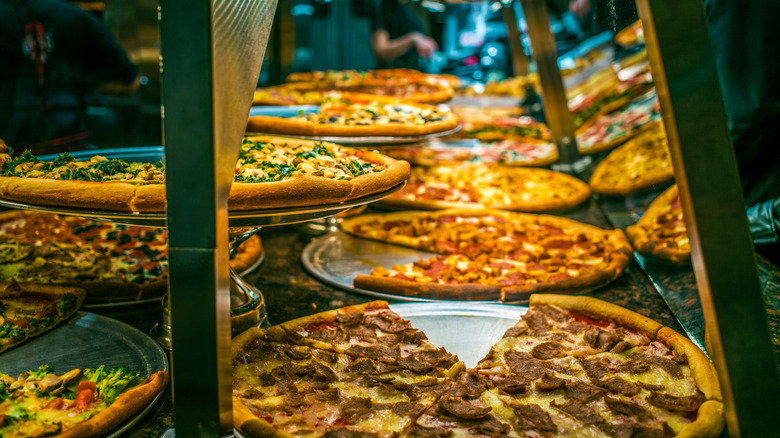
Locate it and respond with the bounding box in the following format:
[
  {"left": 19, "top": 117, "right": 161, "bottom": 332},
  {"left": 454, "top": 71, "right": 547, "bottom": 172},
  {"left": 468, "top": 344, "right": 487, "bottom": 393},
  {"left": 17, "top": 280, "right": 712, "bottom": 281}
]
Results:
[
  {"left": 380, "top": 164, "right": 590, "bottom": 213},
  {"left": 0, "top": 210, "right": 263, "bottom": 304},
  {"left": 247, "top": 92, "right": 458, "bottom": 138},
  {"left": 626, "top": 185, "right": 690, "bottom": 264},
  {"left": 341, "top": 209, "right": 633, "bottom": 301},
  {"left": 0, "top": 282, "right": 85, "bottom": 353},
  {"left": 0, "top": 136, "right": 409, "bottom": 212},
  {"left": 232, "top": 298, "right": 724, "bottom": 437},
  {"left": 589, "top": 124, "right": 673, "bottom": 195},
  {"left": 576, "top": 93, "right": 662, "bottom": 155},
  {"left": 0, "top": 364, "right": 168, "bottom": 438},
  {"left": 381, "top": 138, "right": 559, "bottom": 168}
]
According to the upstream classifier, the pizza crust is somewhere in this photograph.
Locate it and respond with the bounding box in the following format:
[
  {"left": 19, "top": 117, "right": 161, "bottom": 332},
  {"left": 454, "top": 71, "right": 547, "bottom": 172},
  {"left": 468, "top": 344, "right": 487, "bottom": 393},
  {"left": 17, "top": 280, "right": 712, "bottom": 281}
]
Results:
[
  {"left": 233, "top": 395, "right": 293, "bottom": 438},
  {"left": 626, "top": 185, "right": 690, "bottom": 264},
  {"left": 0, "top": 177, "right": 139, "bottom": 212},
  {"left": 55, "top": 371, "right": 169, "bottom": 438},
  {"left": 675, "top": 400, "right": 725, "bottom": 438},
  {"left": 354, "top": 274, "right": 502, "bottom": 301},
  {"left": 656, "top": 327, "right": 722, "bottom": 401}
]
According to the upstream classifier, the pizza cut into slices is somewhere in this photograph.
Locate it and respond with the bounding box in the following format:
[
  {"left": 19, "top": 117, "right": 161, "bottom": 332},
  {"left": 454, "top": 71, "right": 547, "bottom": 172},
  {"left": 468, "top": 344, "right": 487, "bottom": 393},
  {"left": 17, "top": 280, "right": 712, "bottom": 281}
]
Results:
[
  {"left": 576, "top": 93, "right": 662, "bottom": 155},
  {"left": 341, "top": 209, "right": 633, "bottom": 301},
  {"left": 588, "top": 123, "right": 673, "bottom": 195},
  {"left": 381, "top": 138, "right": 559, "bottom": 168},
  {"left": 0, "top": 210, "right": 264, "bottom": 304},
  {"left": 247, "top": 92, "right": 459, "bottom": 138},
  {"left": 380, "top": 164, "right": 590, "bottom": 213},
  {"left": 0, "top": 282, "right": 85, "bottom": 353},
  {"left": 626, "top": 184, "right": 691, "bottom": 263},
  {"left": 0, "top": 364, "right": 168, "bottom": 438},
  {"left": 232, "top": 298, "right": 724, "bottom": 437},
  {"left": 0, "top": 136, "right": 410, "bottom": 212}
]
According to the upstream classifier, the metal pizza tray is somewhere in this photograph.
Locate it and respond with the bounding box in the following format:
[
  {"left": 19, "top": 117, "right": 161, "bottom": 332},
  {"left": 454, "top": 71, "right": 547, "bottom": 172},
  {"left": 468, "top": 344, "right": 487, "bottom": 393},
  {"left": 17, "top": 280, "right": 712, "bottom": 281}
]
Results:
[
  {"left": 1, "top": 311, "right": 169, "bottom": 438},
  {"left": 302, "top": 231, "right": 522, "bottom": 303}
]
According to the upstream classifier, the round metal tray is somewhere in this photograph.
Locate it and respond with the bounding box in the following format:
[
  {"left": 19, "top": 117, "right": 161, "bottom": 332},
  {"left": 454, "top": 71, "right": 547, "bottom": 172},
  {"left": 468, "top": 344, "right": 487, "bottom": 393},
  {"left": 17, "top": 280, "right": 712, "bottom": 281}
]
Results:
[{"left": 1, "top": 311, "right": 169, "bottom": 438}]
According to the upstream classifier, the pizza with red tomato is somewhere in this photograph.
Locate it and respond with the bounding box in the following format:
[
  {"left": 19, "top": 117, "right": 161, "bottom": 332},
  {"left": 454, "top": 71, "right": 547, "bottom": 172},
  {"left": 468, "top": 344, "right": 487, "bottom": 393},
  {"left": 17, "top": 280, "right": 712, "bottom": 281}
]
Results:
[{"left": 0, "top": 363, "right": 168, "bottom": 438}]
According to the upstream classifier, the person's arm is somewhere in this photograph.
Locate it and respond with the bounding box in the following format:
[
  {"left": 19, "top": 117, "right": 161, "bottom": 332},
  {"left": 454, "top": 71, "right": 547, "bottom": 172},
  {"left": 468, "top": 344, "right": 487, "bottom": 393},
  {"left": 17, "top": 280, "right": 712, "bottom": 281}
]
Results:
[{"left": 371, "top": 28, "right": 437, "bottom": 62}]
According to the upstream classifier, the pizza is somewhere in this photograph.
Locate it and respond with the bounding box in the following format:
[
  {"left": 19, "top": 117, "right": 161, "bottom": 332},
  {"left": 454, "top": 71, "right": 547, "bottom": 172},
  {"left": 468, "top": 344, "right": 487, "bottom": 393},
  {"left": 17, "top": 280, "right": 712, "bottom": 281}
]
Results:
[
  {"left": 626, "top": 185, "right": 690, "bottom": 264},
  {"left": 482, "top": 73, "right": 540, "bottom": 98},
  {"left": 615, "top": 19, "right": 644, "bottom": 47},
  {"left": 381, "top": 138, "right": 559, "bottom": 168},
  {"left": 0, "top": 364, "right": 168, "bottom": 437},
  {"left": 232, "top": 298, "right": 724, "bottom": 437},
  {"left": 576, "top": 94, "right": 662, "bottom": 155},
  {"left": 588, "top": 124, "right": 673, "bottom": 195},
  {"left": 341, "top": 208, "right": 632, "bottom": 301},
  {"left": 0, "top": 210, "right": 263, "bottom": 304},
  {"left": 0, "top": 136, "right": 410, "bottom": 212},
  {"left": 285, "top": 68, "right": 461, "bottom": 89},
  {"left": 456, "top": 115, "right": 550, "bottom": 143},
  {"left": 570, "top": 80, "right": 655, "bottom": 129},
  {"left": 0, "top": 282, "right": 85, "bottom": 353},
  {"left": 247, "top": 92, "right": 458, "bottom": 137},
  {"left": 252, "top": 77, "right": 454, "bottom": 106},
  {"left": 379, "top": 164, "right": 590, "bottom": 213}
]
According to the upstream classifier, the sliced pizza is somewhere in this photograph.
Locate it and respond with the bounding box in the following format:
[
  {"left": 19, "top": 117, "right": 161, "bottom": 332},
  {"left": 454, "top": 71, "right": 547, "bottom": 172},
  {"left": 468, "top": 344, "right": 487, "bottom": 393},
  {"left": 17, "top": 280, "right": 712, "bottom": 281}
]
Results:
[
  {"left": 576, "top": 93, "right": 662, "bottom": 155},
  {"left": 626, "top": 184, "right": 690, "bottom": 263}
]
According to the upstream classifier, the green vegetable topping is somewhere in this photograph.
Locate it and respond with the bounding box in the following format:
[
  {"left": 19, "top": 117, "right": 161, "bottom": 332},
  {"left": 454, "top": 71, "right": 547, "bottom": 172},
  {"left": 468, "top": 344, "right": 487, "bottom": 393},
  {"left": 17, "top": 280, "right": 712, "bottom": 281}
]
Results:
[{"left": 26, "top": 364, "right": 55, "bottom": 379}]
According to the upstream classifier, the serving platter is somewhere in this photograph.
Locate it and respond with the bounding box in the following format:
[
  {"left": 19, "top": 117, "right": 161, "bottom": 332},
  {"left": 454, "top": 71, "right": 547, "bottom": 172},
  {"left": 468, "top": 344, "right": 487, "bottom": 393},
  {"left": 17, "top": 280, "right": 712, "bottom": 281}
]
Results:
[{"left": 1, "top": 311, "right": 169, "bottom": 438}]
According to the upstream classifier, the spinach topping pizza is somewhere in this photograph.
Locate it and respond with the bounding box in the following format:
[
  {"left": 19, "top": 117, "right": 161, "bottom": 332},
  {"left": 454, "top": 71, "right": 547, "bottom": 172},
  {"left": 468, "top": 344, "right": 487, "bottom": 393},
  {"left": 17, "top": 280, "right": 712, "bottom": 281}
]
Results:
[{"left": 0, "top": 136, "right": 410, "bottom": 212}]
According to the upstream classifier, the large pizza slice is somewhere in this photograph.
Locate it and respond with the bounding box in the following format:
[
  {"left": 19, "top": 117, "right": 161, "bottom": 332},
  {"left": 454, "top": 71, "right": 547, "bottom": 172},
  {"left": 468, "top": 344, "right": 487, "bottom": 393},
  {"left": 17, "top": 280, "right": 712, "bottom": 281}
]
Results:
[
  {"left": 576, "top": 93, "right": 662, "bottom": 155},
  {"left": 0, "top": 136, "right": 410, "bottom": 212},
  {"left": 232, "top": 298, "right": 724, "bottom": 437},
  {"left": 0, "top": 282, "right": 85, "bottom": 353},
  {"left": 247, "top": 92, "right": 458, "bottom": 137},
  {"left": 626, "top": 184, "right": 690, "bottom": 264},
  {"left": 588, "top": 123, "right": 673, "bottom": 195},
  {"left": 0, "top": 364, "right": 168, "bottom": 437},
  {"left": 379, "top": 164, "right": 590, "bottom": 213},
  {"left": 341, "top": 209, "right": 633, "bottom": 301}
]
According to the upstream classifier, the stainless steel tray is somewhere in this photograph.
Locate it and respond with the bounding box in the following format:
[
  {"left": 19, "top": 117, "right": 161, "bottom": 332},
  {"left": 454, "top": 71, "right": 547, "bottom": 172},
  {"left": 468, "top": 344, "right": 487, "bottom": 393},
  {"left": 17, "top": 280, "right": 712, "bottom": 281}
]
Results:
[
  {"left": 302, "top": 231, "right": 527, "bottom": 303},
  {"left": 1, "top": 311, "right": 169, "bottom": 437},
  {"left": 390, "top": 302, "right": 527, "bottom": 368}
]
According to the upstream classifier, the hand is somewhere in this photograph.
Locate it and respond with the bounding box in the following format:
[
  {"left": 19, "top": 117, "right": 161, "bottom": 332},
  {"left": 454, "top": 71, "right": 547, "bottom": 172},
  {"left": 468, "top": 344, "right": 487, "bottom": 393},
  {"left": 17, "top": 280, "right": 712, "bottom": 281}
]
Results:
[
  {"left": 569, "top": 0, "right": 591, "bottom": 21},
  {"left": 412, "top": 32, "right": 438, "bottom": 59}
]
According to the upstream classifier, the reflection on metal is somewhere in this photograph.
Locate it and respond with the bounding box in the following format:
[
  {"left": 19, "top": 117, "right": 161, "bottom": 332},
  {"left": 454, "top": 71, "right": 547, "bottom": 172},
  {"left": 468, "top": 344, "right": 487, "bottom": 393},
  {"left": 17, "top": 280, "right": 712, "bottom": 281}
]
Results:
[
  {"left": 501, "top": 4, "right": 530, "bottom": 77},
  {"left": 637, "top": 0, "right": 780, "bottom": 435},
  {"left": 517, "top": 0, "right": 582, "bottom": 171},
  {"left": 160, "top": 0, "right": 277, "bottom": 435}
]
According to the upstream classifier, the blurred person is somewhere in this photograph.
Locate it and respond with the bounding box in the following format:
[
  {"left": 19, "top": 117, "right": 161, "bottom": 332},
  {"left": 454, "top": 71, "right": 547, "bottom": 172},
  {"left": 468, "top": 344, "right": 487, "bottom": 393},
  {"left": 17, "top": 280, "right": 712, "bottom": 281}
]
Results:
[
  {"left": 369, "top": 0, "right": 438, "bottom": 70},
  {"left": 0, "top": 0, "right": 141, "bottom": 154}
]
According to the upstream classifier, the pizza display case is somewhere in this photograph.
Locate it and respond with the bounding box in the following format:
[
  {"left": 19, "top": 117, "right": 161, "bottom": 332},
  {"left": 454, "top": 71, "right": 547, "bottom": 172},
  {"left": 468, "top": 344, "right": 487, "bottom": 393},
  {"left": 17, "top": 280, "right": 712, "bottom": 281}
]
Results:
[{"left": 2, "top": 0, "right": 779, "bottom": 437}]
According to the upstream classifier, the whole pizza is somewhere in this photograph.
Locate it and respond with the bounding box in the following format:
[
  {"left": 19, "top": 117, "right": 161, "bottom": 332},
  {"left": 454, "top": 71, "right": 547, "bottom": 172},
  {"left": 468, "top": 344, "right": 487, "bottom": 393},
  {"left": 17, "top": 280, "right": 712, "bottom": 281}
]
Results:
[
  {"left": 247, "top": 92, "right": 459, "bottom": 138},
  {"left": 576, "top": 94, "right": 662, "bottom": 155},
  {"left": 0, "top": 210, "right": 264, "bottom": 304},
  {"left": 626, "top": 185, "right": 690, "bottom": 264},
  {"left": 341, "top": 209, "right": 632, "bottom": 301},
  {"left": 380, "top": 164, "right": 591, "bottom": 213},
  {"left": 589, "top": 124, "right": 673, "bottom": 195},
  {"left": 232, "top": 298, "right": 724, "bottom": 437},
  {"left": 0, "top": 136, "right": 410, "bottom": 212}
]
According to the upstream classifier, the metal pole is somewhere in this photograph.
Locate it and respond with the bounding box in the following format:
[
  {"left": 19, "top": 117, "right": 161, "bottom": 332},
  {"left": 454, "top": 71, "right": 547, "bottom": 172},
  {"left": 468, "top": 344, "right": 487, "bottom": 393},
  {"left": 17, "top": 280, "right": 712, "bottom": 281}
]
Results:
[
  {"left": 636, "top": 1, "right": 780, "bottom": 436},
  {"left": 160, "top": 0, "right": 277, "bottom": 435},
  {"left": 501, "top": 3, "right": 530, "bottom": 77}
]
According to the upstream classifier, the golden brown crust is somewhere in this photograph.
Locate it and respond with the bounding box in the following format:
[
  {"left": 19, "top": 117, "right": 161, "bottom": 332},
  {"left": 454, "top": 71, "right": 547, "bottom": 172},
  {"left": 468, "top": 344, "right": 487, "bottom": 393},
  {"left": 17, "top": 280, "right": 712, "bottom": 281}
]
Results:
[
  {"left": 233, "top": 396, "right": 293, "bottom": 438},
  {"left": 347, "top": 159, "right": 410, "bottom": 200},
  {"left": 530, "top": 294, "right": 664, "bottom": 338},
  {"left": 131, "top": 184, "right": 166, "bottom": 212},
  {"left": 0, "top": 177, "right": 138, "bottom": 212},
  {"left": 656, "top": 327, "right": 722, "bottom": 401},
  {"left": 55, "top": 371, "right": 169, "bottom": 438},
  {"left": 230, "top": 235, "right": 263, "bottom": 274},
  {"left": 354, "top": 274, "right": 502, "bottom": 301},
  {"left": 626, "top": 185, "right": 690, "bottom": 264},
  {"left": 675, "top": 400, "right": 725, "bottom": 438},
  {"left": 229, "top": 177, "right": 354, "bottom": 210}
]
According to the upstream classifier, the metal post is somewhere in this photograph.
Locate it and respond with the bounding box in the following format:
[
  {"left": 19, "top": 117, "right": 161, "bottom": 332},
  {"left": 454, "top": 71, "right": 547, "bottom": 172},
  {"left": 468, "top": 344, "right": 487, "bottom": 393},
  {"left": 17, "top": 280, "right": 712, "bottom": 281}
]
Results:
[
  {"left": 636, "top": 1, "right": 780, "bottom": 436},
  {"left": 160, "top": 0, "right": 277, "bottom": 435},
  {"left": 501, "top": 3, "right": 530, "bottom": 77},
  {"left": 517, "top": 0, "right": 586, "bottom": 173}
]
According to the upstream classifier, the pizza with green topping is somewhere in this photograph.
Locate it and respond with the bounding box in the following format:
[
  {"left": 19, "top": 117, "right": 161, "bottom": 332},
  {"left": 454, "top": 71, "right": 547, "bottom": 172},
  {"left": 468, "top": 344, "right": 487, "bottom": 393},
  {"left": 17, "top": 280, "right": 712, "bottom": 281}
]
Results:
[
  {"left": 0, "top": 282, "right": 85, "bottom": 353},
  {"left": 246, "top": 92, "right": 459, "bottom": 137},
  {"left": 0, "top": 136, "right": 409, "bottom": 212}
]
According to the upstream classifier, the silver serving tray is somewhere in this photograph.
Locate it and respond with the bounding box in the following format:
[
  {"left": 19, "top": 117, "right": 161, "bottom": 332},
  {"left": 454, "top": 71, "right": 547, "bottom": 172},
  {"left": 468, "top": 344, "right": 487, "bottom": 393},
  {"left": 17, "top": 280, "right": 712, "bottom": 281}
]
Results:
[
  {"left": 1, "top": 311, "right": 169, "bottom": 438},
  {"left": 302, "top": 231, "right": 530, "bottom": 303}
]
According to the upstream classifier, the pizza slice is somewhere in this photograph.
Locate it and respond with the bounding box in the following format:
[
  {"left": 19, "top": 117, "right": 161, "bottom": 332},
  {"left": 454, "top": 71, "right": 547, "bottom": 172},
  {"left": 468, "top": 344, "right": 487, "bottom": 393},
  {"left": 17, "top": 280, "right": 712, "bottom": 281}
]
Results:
[
  {"left": 626, "top": 184, "right": 690, "bottom": 263},
  {"left": 380, "top": 138, "right": 558, "bottom": 168},
  {"left": 0, "top": 282, "right": 85, "bottom": 353},
  {"left": 576, "top": 93, "right": 662, "bottom": 155},
  {"left": 341, "top": 209, "right": 633, "bottom": 300},
  {"left": 0, "top": 364, "right": 168, "bottom": 437},
  {"left": 247, "top": 92, "right": 459, "bottom": 137},
  {"left": 588, "top": 123, "right": 673, "bottom": 195}
]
